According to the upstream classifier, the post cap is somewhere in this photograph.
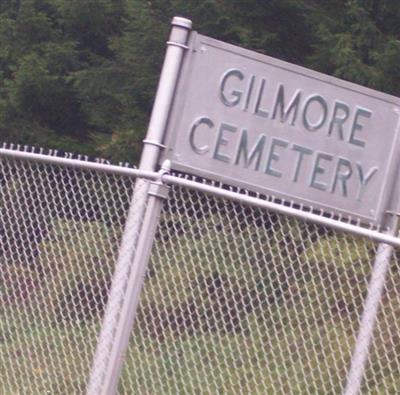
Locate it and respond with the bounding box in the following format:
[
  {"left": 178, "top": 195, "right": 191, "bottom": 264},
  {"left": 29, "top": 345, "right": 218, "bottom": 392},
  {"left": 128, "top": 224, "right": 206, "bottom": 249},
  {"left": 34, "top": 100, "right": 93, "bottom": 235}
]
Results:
[{"left": 172, "top": 16, "right": 192, "bottom": 30}]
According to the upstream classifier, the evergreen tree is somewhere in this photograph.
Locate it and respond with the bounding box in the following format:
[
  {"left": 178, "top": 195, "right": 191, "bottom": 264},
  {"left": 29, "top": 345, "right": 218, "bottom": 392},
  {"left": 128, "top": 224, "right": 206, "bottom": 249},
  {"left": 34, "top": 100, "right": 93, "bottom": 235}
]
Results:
[
  {"left": 0, "top": 0, "right": 126, "bottom": 154},
  {"left": 307, "top": 0, "right": 400, "bottom": 95},
  {"left": 0, "top": 1, "right": 398, "bottom": 162}
]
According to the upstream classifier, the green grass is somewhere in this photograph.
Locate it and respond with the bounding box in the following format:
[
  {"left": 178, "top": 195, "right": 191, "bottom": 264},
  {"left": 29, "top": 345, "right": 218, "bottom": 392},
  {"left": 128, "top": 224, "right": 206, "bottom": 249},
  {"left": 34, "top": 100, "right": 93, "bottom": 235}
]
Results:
[
  {"left": 0, "top": 213, "right": 399, "bottom": 394},
  {"left": 0, "top": 309, "right": 99, "bottom": 394}
]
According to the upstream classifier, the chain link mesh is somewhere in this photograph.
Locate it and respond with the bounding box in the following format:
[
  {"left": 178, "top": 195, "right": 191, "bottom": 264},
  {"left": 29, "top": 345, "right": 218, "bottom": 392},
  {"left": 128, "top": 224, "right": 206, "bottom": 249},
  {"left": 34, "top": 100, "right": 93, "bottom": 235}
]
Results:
[
  {"left": 0, "top": 155, "right": 136, "bottom": 394},
  {"left": 121, "top": 180, "right": 400, "bottom": 395},
  {"left": 0, "top": 151, "right": 400, "bottom": 394}
]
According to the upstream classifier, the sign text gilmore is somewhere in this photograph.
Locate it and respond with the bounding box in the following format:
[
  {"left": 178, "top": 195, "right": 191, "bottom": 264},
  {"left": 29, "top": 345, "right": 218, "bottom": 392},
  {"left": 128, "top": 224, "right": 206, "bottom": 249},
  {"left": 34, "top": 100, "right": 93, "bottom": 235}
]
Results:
[{"left": 163, "top": 34, "right": 400, "bottom": 225}]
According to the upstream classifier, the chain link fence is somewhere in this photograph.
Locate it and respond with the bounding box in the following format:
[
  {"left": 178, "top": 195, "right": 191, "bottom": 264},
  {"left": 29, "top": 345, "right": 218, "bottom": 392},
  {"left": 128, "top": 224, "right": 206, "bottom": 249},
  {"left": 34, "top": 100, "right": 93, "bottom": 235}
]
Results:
[
  {"left": 0, "top": 149, "right": 399, "bottom": 394},
  {"left": 0, "top": 152, "right": 136, "bottom": 393},
  {"left": 121, "top": 180, "right": 399, "bottom": 395}
]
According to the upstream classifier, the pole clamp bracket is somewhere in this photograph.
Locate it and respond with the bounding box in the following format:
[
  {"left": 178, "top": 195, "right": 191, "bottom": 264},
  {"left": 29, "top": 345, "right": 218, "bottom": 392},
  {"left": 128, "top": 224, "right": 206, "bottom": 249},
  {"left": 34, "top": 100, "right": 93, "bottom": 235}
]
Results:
[
  {"left": 385, "top": 210, "right": 400, "bottom": 233},
  {"left": 166, "top": 41, "right": 189, "bottom": 50},
  {"left": 148, "top": 181, "right": 169, "bottom": 200},
  {"left": 142, "top": 139, "right": 166, "bottom": 149},
  {"left": 147, "top": 159, "right": 171, "bottom": 200},
  {"left": 386, "top": 210, "right": 400, "bottom": 217}
]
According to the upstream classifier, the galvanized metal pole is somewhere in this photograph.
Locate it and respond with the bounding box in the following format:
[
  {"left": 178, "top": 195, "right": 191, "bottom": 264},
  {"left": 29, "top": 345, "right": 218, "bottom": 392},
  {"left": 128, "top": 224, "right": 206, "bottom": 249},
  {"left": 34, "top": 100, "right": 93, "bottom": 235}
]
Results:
[
  {"left": 343, "top": 226, "right": 397, "bottom": 395},
  {"left": 344, "top": 109, "right": 400, "bottom": 395},
  {"left": 92, "top": 173, "right": 170, "bottom": 395},
  {"left": 139, "top": 17, "right": 192, "bottom": 172},
  {"left": 86, "top": 17, "right": 192, "bottom": 395}
]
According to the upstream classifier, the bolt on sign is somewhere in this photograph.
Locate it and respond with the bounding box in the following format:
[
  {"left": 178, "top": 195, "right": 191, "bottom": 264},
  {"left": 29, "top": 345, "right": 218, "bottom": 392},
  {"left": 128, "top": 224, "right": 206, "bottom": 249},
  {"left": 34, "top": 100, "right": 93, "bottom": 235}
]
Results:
[{"left": 161, "top": 33, "right": 400, "bottom": 226}]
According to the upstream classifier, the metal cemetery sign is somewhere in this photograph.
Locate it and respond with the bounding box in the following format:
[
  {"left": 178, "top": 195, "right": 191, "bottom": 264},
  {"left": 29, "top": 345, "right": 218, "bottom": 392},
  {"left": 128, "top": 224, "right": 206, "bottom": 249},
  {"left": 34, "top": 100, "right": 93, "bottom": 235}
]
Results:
[{"left": 162, "top": 33, "right": 400, "bottom": 225}]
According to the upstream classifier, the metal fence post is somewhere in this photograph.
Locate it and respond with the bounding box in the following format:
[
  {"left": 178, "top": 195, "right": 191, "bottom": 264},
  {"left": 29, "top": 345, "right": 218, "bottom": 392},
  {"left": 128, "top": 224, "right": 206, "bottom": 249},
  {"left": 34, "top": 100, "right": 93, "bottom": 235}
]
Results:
[
  {"left": 86, "top": 17, "right": 192, "bottom": 395},
  {"left": 343, "top": 220, "right": 398, "bottom": 395},
  {"left": 343, "top": 109, "right": 400, "bottom": 395},
  {"left": 91, "top": 170, "right": 170, "bottom": 395}
]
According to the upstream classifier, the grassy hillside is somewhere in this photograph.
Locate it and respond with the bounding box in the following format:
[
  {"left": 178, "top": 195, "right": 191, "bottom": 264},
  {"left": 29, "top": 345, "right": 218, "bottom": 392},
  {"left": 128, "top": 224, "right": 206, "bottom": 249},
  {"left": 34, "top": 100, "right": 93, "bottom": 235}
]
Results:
[{"left": 0, "top": 185, "right": 399, "bottom": 393}]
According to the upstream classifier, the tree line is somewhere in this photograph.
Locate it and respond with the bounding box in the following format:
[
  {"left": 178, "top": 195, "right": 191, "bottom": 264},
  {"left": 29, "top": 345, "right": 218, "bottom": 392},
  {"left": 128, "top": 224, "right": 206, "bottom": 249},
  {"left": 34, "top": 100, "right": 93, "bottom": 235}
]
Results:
[{"left": 0, "top": 0, "right": 398, "bottom": 163}]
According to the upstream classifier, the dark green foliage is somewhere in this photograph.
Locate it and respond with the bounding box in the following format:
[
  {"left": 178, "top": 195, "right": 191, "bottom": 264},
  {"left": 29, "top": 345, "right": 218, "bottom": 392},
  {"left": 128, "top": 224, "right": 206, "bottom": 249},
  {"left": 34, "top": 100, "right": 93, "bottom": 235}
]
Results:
[
  {"left": 0, "top": 1, "right": 398, "bottom": 161},
  {"left": 0, "top": 0, "right": 125, "bottom": 155},
  {"left": 308, "top": 0, "right": 400, "bottom": 94}
]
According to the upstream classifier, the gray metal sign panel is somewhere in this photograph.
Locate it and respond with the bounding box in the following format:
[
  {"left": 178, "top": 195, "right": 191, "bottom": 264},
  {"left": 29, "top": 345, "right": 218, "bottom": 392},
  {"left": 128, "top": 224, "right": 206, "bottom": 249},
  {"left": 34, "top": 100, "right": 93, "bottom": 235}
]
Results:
[{"left": 162, "top": 33, "right": 400, "bottom": 225}]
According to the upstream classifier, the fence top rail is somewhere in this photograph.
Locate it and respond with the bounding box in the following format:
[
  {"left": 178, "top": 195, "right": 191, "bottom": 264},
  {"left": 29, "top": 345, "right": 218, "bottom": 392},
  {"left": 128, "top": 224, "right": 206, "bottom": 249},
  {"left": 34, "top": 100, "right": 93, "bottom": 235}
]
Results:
[
  {"left": 0, "top": 147, "right": 159, "bottom": 180},
  {"left": 162, "top": 174, "right": 400, "bottom": 248},
  {"left": 1, "top": 146, "right": 399, "bottom": 248}
]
